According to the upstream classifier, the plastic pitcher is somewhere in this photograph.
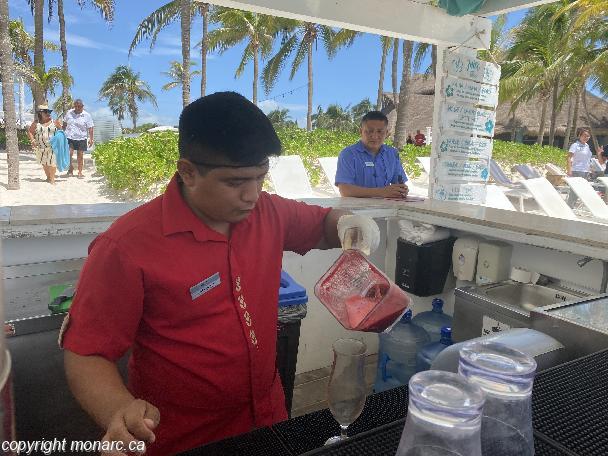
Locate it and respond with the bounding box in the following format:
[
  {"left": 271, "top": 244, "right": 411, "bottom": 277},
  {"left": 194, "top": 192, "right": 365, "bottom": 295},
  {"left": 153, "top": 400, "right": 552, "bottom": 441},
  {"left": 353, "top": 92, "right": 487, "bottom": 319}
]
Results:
[{"left": 314, "top": 250, "right": 411, "bottom": 332}]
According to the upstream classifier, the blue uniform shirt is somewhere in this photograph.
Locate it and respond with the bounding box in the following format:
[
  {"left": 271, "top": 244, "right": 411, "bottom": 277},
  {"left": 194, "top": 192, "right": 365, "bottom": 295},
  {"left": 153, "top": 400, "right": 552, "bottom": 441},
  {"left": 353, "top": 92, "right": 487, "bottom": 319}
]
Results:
[{"left": 335, "top": 141, "right": 408, "bottom": 188}]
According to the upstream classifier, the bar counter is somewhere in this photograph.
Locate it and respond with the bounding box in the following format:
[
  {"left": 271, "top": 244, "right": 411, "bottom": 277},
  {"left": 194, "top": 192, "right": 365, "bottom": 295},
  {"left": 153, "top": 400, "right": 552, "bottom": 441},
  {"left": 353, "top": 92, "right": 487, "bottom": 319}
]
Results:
[{"left": 180, "top": 349, "right": 608, "bottom": 456}]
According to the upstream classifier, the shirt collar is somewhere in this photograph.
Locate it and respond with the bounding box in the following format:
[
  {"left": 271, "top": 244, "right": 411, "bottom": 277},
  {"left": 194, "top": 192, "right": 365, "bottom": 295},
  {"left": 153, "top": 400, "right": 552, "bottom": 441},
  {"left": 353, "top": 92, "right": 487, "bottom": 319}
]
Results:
[{"left": 161, "top": 173, "right": 226, "bottom": 242}]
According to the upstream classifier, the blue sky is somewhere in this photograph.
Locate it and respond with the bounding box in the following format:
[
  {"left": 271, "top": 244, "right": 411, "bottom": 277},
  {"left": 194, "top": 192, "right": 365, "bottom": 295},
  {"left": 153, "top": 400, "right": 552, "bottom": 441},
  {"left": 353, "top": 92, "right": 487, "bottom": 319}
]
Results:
[{"left": 8, "top": 1, "right": 527, "bottom": 127}]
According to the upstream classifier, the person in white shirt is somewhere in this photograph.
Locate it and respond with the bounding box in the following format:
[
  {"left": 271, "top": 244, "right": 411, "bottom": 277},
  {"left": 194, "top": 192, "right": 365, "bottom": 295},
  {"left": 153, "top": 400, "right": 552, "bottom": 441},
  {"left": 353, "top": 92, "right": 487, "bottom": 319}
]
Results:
[
  {"left": 63, "top": 99, "right": 94, "bottom": 178},
  {"left": 566, "top": 127, "right": 592, "bottom": 206}
]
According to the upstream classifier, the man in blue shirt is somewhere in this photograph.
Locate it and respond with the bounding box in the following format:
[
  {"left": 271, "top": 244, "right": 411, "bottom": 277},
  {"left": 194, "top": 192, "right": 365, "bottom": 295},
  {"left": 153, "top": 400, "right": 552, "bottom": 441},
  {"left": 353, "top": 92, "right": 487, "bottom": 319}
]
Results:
[{"left": 335, "top": 111, "right": 409, "bottom": 198}]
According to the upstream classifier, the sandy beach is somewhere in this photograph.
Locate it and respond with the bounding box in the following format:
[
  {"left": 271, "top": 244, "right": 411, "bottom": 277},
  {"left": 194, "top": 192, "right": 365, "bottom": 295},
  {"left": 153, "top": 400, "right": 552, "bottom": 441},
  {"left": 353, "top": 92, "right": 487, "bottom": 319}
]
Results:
[{"left": 0, "top": 150, "right": 145, "bottom": 207}]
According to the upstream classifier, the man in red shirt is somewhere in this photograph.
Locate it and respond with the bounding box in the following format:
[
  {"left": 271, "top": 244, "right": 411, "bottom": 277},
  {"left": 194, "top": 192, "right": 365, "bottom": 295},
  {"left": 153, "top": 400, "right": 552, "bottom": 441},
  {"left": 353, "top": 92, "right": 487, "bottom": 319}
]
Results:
[
  {"left": 414, "top": 129, "right": 426, "bottom": 146},
  {"left": 62, "top": 92, "right": 379, "bottom": 455}
]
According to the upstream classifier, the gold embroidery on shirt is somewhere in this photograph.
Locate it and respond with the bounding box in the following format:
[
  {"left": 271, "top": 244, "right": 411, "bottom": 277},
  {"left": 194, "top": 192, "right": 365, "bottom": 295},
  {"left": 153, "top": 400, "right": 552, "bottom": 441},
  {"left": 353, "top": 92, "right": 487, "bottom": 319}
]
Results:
[
  {"left": 244, "top": 310, "right": 252, "bottom": 326},
  {"left": 235, "top": 276, "right": 242, "bottom": 293},
  {"left": 249, "top": 329, "right": 258, "bottom": 346},
  {"left": 238, "top": 294, "right": 247, "bottom": 309}
]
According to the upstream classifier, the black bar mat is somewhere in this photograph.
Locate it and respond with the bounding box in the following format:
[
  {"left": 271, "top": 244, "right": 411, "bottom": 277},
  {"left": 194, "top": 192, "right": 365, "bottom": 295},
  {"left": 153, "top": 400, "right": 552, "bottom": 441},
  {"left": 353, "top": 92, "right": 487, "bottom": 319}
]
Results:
[
  {"left": 533, "top": 349, "right": 608, "bottom": 456},
  {"left": 272, "top": 386, "right": 408, "bottom": 454},
  {"left": 178, "top": 427, "right": 292, "bottom": 456}
]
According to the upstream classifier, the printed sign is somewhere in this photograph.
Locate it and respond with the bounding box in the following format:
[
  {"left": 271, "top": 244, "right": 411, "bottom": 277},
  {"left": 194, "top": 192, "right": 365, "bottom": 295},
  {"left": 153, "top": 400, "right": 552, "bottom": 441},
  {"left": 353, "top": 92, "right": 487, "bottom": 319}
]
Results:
[
  {"left": 432, "top": 183, "right": 486, "bottom": 204},
  {"left": 443, "top": 75, "right": 498, "bottom": 108},
  {"left": 441, "top": 102, "right": 496, "bottom": 137},
  {"left": 437, "top": 134, "right": 493, "bottom": 160},
  {"left": 444, "top": 50, "right": 501, "bottom": 86},
  {"left": 482, "top": 315, "right": 511, "bottom": 336},
  {"left": 435, "top": 158, "right": 489, "bottom": 182}
]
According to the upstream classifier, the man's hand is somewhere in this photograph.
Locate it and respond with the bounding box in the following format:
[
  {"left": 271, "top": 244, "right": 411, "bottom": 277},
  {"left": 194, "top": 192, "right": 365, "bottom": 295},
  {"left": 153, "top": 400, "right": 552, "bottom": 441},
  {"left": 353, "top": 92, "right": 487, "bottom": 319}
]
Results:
[
  {"left": 101, "top": 399, "right": 160, "bottom": 456},
  {"left": 88, "top": 137, "right": 94, "bottom": 147},
  {"left": 337, "top": 214, "right": 381, "bottom": 255},
  {"left": 378, "top": 183, "right": 409, "bottom": 199}
]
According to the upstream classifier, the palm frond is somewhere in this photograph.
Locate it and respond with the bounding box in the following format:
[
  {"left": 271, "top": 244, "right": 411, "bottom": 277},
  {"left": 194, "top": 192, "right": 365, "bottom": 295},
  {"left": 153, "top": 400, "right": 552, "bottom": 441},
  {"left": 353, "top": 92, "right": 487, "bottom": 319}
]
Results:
[
  {"left": 262, "top": 32, "right": 298, "bottom": 92},
  {"left": 129, "top": 0, "right": 180, "bottom": 54}
]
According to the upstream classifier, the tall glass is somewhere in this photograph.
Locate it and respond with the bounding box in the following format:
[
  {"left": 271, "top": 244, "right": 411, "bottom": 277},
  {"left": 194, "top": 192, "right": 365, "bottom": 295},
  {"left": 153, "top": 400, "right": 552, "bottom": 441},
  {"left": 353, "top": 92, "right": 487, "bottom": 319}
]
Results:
[
  {"left": 459, "top": 341, "right": 537, "bottom": 456},
  {"left": 325, "top": 338, "right": 367, "bottom": 445},
  {"left": 396, "top": 370, "right": 485, "bottom": 456}
]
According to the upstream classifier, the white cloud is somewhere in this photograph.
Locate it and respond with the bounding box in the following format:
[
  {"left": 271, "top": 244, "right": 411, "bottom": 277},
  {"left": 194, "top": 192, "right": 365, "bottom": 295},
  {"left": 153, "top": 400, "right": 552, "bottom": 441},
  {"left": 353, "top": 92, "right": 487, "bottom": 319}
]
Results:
[
  {"left": 43, "top": 28, "right": 128, "bottom": 54},
  {"left": 258, "top": 99, "right": 307, "bottom": 114}
]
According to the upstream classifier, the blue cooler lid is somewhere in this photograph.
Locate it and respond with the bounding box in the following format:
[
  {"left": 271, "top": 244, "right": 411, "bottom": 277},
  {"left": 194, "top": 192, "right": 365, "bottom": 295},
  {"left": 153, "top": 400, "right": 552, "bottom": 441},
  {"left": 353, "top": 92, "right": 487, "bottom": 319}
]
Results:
[{"left": 279, "top": 270, "right": 308, "bottom": 307}]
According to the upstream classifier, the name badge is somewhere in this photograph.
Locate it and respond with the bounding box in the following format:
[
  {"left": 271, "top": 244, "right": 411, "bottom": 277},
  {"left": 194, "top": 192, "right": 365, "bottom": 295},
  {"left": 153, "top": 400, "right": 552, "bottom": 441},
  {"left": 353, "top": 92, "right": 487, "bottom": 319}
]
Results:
[
  {"left": 190, "top": 272, "right": 221, "bottom": 300},
  {"left": 365, "top": 162, "right": 375, "bottom": 167}
]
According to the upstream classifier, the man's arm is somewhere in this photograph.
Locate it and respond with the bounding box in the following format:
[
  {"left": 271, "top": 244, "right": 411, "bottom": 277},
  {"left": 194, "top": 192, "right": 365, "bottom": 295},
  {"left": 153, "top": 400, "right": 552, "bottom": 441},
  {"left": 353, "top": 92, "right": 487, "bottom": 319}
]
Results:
[
  {"left": 88, "top": 127, "right": 94, "bottom": 147},
  {"left": 65, "top": 350, "right": 159, "bottom": 448},
  {"left": 315, "top": 209, "right": 348, "bottom": 249},
  {"left": 338, "top": 183, "right": 408, "bottom": 198}
]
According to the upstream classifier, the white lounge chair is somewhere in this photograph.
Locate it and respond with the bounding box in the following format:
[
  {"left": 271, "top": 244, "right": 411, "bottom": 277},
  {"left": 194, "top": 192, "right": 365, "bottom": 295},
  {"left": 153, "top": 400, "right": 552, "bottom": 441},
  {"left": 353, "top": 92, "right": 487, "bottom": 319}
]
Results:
[
  {"left": 417, "top": 157, "right": 431, "bottom": 176},
  {"left": 521, "top": 177, "right": 577, "bottom": 220},
  {"left": 318, "top": 157, "right": 340, "bottom": 195},
  {"left": 565, "top": 177, "right": 608, "bottom": 220},
  {"left": 269, "top": 155, "right": 326, "bottom": 199},
  {"left": 485, "top": 185, "right": 517, "bottom": 211}
]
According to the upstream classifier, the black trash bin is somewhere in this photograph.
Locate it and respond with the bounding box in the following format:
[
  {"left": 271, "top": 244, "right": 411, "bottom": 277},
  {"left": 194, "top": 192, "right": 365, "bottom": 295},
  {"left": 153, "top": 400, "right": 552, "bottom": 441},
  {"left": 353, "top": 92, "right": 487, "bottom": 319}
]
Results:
[
  {"left": 395, "top": 237, "right": 456, "bottom": 297},
  {"left": 276, "top": 270, "right": 308, "bottom": 417}
]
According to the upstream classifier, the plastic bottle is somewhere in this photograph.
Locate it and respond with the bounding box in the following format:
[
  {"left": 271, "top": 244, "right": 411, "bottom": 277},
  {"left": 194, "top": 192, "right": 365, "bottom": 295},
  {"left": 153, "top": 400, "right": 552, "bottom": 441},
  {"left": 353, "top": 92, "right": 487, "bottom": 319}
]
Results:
[
  {"left": 373, "top": 309, "right": 430, "bottom": 393},
  {"left": 395, "top": 370, "right": 485, "bottom": 456},
  {"left": 415, "top": 326, "right": 453, "bottom": 373},
  {"left": 412, "top": 298, "right": 453, "bottom": 342}
]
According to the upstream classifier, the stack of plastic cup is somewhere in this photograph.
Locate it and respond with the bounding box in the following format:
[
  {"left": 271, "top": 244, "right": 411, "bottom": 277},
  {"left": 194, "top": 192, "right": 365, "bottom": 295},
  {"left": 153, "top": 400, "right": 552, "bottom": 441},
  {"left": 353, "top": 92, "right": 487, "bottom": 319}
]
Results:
[
  {"left": 459, "top": 341, "right": 537, "bottom": 456},
  {"left": 396, "top": 370, "right": 485, "bottom": 456}
]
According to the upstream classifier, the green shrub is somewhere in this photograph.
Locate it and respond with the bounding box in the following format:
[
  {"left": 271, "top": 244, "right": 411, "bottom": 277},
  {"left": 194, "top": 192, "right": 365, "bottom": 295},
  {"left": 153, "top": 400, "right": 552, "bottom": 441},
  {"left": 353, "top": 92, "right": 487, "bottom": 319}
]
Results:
[
  {"left": 93, "top": 129, "right": 570, "bottom": 196},
  {"left": 93, "top": 131, "right": 178, "bottom": 196},
  {"left": 0, "top": 128, "right": 32, "bottom": 149}
]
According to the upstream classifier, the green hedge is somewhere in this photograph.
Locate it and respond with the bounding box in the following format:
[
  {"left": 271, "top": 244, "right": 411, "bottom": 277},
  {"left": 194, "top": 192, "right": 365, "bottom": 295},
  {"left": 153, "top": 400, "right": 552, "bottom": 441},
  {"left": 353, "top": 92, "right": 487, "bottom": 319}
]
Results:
[
  {"left": 93, "top": 128, "right": 568, "bottom": 197},
  {"left": 0, "top": 129, "right": 32, "bottom": 149}
]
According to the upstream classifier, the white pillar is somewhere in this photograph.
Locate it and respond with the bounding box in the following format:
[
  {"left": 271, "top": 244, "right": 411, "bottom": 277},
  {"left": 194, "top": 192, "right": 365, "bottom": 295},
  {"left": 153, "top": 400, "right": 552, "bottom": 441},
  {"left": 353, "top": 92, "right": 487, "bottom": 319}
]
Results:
[{"left": 18, "top": 77, "right": 25, "bottom": 127}]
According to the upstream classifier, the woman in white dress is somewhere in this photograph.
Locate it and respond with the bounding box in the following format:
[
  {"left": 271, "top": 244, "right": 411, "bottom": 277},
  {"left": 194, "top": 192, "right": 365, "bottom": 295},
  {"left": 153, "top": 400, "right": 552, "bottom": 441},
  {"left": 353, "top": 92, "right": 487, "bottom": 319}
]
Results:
[
  {"left": 27, "top": 104, "right": 63, "bottom": 184},
  {"left": 566, "top": 127, "right": 592, "bottom": 206}
]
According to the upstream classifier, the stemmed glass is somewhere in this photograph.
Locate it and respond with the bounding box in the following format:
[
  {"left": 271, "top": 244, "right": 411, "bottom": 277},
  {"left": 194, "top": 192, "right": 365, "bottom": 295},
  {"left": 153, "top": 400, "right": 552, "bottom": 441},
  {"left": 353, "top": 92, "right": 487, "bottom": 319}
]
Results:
[{"left": 325, "top": 338, "right": 367, "bottom": 445}]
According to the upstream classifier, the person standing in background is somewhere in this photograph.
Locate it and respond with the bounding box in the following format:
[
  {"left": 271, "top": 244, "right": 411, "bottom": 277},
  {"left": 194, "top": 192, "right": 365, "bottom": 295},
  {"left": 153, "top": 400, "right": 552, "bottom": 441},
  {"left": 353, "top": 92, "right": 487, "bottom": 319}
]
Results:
[
  {"left": 414, "top": 130, "right": 426, "bottom": 146},
  {"left": 63, "top": 99, "right": 94, "bottom": 179},
  {"left": 27, "top": 105, "right": 62, "bottom": 185},
  {"left": 566, "top": 128, "right": 592, "bottom": 206}
]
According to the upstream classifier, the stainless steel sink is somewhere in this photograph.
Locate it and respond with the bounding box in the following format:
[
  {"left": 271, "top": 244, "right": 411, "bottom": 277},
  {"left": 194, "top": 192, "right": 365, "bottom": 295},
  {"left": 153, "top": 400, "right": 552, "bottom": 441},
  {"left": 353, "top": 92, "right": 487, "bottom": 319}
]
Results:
[
  {"left": 483, "top": 282, "right": 586, "bottom": 311},
  {"left": 453, "top": 280, "right": 591, "bottom": 342}
]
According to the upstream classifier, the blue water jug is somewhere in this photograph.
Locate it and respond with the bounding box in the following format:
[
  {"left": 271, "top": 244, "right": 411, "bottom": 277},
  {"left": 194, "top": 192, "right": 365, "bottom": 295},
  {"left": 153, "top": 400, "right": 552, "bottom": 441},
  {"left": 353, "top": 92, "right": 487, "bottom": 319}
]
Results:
[
  {"left": 412, "top": 298, "right": 453, "bottom": 342},
  {"left": 416, "top": 326, "right": 453, "bottom": 373},
  {"left": 374, "top": 309, "right": 430, "bottom": 393}
]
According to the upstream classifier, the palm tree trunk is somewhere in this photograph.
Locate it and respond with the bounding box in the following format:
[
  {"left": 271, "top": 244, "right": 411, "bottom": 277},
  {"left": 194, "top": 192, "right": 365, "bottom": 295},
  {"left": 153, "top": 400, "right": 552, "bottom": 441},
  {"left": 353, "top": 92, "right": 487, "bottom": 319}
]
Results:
[
  {"left": 18, "top": 76, "right": 25, "bottom": 126},
  {"left": 536, "top": 96, "right": 548, "bottom": 145},
  {"left": 0, "top": 0, "right": 20, "bottom": 189},
  {"left": 562, "top": 98, "right": 573, "bottom": 150},
  {"left": 391, "top": 38, "right": 398, "bottom": 105},
  {"left": 582, "top": 89, "right": 600, "bottom": 151},
  {"left": 57, "top": 0, "right": 70, "bottom": 117},
  {"left": 180, "top": 0, "right": 191, "bottom": 107},
  {"left": 200, "top": 4, "right": 208, "bottom": 97},
  {"left": 548, "top": 78, "right": 559, "bottom": 147},
  {"left": 253, "top": 44, "right": 258, "bottom": 105},
  {"left": 33, "top": 0, "right": 45, "bottom": 106},
  {"left": 570, "top": 90, "right": 581, "bottom": 147},
  {"left": 431, "top": 44, "right": 437, "bottom": 78},
  {"left": 510, "top": 108, "right": 517, "bottom": 142},
  {"left": 394, "top": 40, "right": 413, "bottom": 148},
  {"left": 306, "top": 37, "right": 313, "bottom": 132},
  {"left": 376, "top": 42, "right": 388, "bottom": 111}
]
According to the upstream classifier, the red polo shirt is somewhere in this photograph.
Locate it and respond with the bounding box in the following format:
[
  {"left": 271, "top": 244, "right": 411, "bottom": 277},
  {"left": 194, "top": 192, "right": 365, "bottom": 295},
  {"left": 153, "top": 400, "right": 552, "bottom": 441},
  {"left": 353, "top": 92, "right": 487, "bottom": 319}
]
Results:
[{"left": 62, "top": 175, "right": 331, "bottom": 455}]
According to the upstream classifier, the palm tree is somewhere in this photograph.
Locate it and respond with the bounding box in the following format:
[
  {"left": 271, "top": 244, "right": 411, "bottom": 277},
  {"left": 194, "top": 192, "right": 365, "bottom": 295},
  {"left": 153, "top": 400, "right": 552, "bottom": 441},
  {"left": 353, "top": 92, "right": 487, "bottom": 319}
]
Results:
[
  {"left": 412, "top": 43, "right": 437, "bottom": 78},
  {"left": 391, "top": 38, "right": 399, "bottom": 105},
  {"left": 263, "top": 23, "right": 357, "bottom": 131},
  {"left": 393, "top": 40, "right": 414, "bottom": 148},
  {"left": 129, "top": 0, "right": 212, "bottom": 106},
  {"left": 0, "top": 0, "right": 19, "bottom": 189},
  {"left": 266, "top": 108, "right": 295, "bottom": 128},
  {"left": 28, "top": 66, "right": 73, "bottom": 102},
  {"left": 312, "top": 104, "right": 354, "bottom": 131},
  {"left": 350, "top": 98, "right": 373, "bottom": 124},
  {"left": 376, "top": 36, "right": 392, "bottom": 110},
  {"left": 208, "top": 9, "right": 284, "bottom": 105},
  {"left": 161, "top": 60, "right": 201, "bottom": 91},
  {"left": 99, "top": 65, "right": 157, "bottom": 130}
]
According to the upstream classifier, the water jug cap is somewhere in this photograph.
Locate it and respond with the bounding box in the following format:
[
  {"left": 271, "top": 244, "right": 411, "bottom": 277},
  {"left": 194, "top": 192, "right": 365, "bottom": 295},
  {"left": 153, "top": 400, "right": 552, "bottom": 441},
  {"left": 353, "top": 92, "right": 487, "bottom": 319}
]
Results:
[
  {"left": 441, "top": 326, "right": 452, "bottom": 343},
  {"left": 400, "top": 309, "right": 413, "bottom": 323},
  {"left": 432, "top": 298, "right": 444, "bottom": 312}
]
